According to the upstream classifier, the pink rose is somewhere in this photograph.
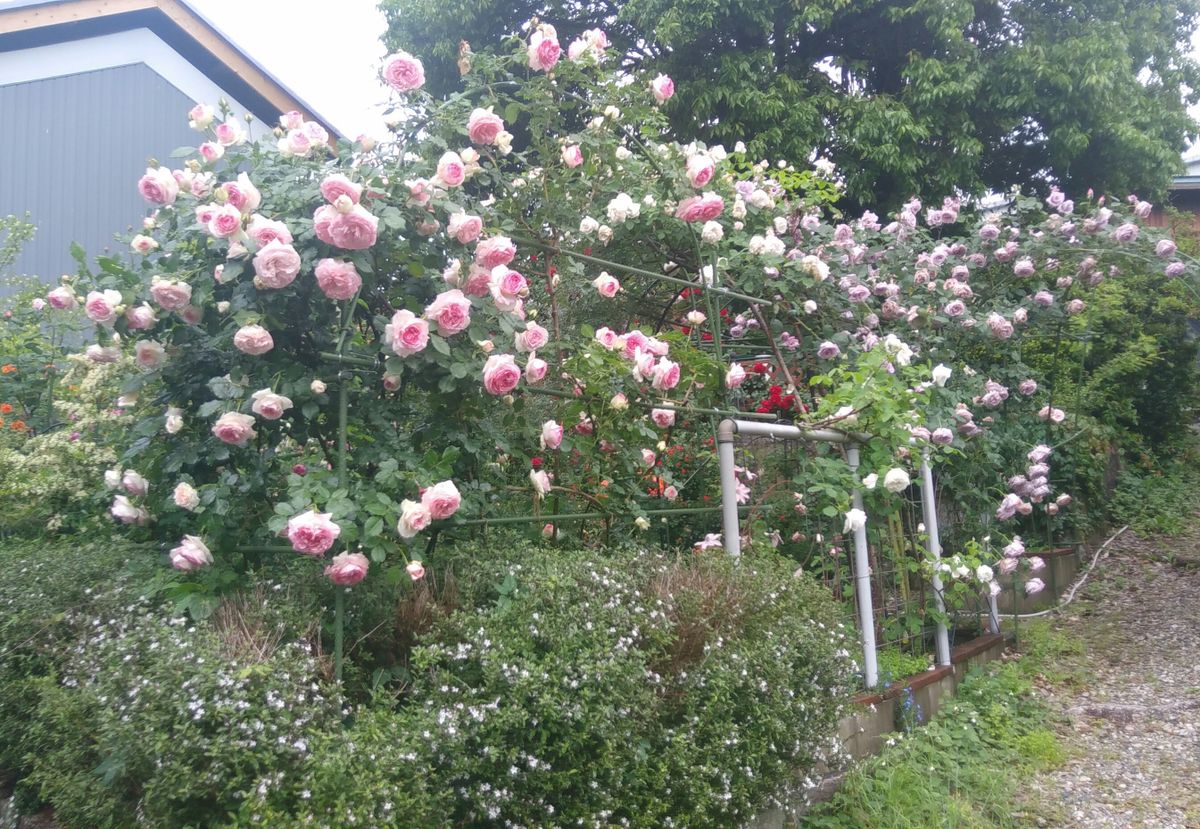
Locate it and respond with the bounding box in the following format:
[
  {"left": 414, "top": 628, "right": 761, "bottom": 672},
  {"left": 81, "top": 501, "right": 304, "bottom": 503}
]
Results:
[
  {"left": 515, "top": 321, "right": 549, "bottom": 352},
  {"left": 397, "top": 499, "right": 432, "bottom": 538},
  {"left": 540, "top": 419, "right": 564, "bottom": 450},
  {"left": 325, "top": 551, "right": 369, "bottom": 585},
  {"left": 250, "top": 388, "right": 294, "bottom": 420},
  {"left": 149, "top": 277, "right": 192, "bottom": 311},
  {"left": 528, "top": 26, "right": 561, "bottom": 71},
  {"left": 385, "top": 309, "right": 430, "bottom": 356},
  {"left": 592, "top": 272, "right": 620, "bottom": 298},
  {"left": 463, "top": 265, "right": 492, "bottom": 297},
  {"left": 134, "top": 340, "right": 166, "bottom": 369},
  {"left": 111, "top": 495, "right": 148, "bottom": 525},
  {"left": 467, "top": 107, "right": 505, "bottom": 145},
  {"left": 641, "top": 448, "right": 657, "bottom": 467},
  {"left": 130, "top": 234, "right": 158, "bottom": 254},
  {"left": 314, "top": 204, "right": 379, "bottom": 250},
  {"left": 287, "top": 510, "right": 341, "bottom": 555},
  {"left": 47, "top": 286, "right": 76, "bottom": 309},
  {"left": 170, "top": 536, "right": 212, "bottom": 571},
  {"left": 674, "top": 193, "right": 725, "bottom": 222},
  {"left": 207, "top": 204, "right": 244, "bottom": 239},
  {"left": 562, "top": 144, "right": 584, "bottom": 168},
  {"left": 233, "top": 324, "right": 274, "bottom": 355},
  {"left": 424, "top": 289, "right": 472, "bottom": 336},
  {"left": 138, "top": 166, "right": 179, "bottom": 205},
  {"left": 663, "top": 485, "right": 678, "bottom": 501},
  {"left": 595, "top": 326, "right": 619, "bottom": 349},
  {"left": 436, "top": 151, "right": 466, "bottom": 187},
  {"left": 279, "top": 110, "right": 304, "bottom": 130},
  {"left": 725, "top": 363, "right": 746, "bottom": 388},
  {"left": 320, "top": 174, "right": 362, "bottom": 205},
  {"left": 173, "top": 481, "right": 199, "bottom": 510},
  {"left": 651, "top": 408, "right": 675, "bottom": 428},
  {"left": 530, "top": 468, "right": 552, "bottom": 497},
  {"left": 525, "top": 354, "right": 548, "bottom": 383},
  {"left": 482, "top": 353, "right": 521, "bottom": 395},
  {"left": 650, "top": 74, "right": 674, "bottom": 103},
  {"left": 253, "top": 240, "right": 301, "bottom": 289},
  {"left": 211, "top": 411, "right": 257, "bottom": 446},
  {"left": 406, "top": 560, "right": 426, "bottom": 580},
  {"left": 180, "top": 305, "right": 203, "bottom": 325},
  {"left": 686, "top": 154, "right": 715, "bottom": 188},
  {"left": 122, "top": 470, "right": 149, "bottom": 497},
  {"left": 315, "top": 258, "right": 362, "bottom": 300},
  {"left": 383, "top": 51, "right": 425, "bottom": 91},
  {"left": 447, "top": 212, "right": 483, "bottom": 244},
  {"left": 421, "top": 479, "right": 462, "bottom": 520},
  {"left": 214, "top": 121, "right": 244, "bottom": 146},
  {"left": 650, "top": 357, "right": 681, "bottom": 391},
  {"left": 247, "top": 214, "right": 293, "bottom": 247},
  {"left": 188, "top": 104, "right": 215, "bottom": 129},
  {"left": 124, "top": 303, "right": 157, "bottom": 330},
  {"left": 223, "top": 172, "right": 261, "bottom": 214},
  {"left": 198, "top": 142, "right": 224, "bottom": 164},
  {"left": 474, "top": 236, "right": 517, "bottom": 269},
  {"left": 489, "top": 266, "right": 528, "bottom": 313},
  {"left": 621, "top": 330, "right": 649, "bottom": 359},
  {"left": 84, "top": 289, "right": 122, "bottom": 324}
]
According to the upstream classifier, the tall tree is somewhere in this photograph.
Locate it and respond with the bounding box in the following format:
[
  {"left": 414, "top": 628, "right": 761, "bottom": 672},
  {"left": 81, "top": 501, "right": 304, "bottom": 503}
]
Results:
[{"left": 382, "top": 0, "right": 1200, "bottom": 209}]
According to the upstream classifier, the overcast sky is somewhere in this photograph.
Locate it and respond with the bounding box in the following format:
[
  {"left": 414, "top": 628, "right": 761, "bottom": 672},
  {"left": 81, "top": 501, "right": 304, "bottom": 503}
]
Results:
[{"left": 192, "top": 0, "right": 1200, "bottom": 158}]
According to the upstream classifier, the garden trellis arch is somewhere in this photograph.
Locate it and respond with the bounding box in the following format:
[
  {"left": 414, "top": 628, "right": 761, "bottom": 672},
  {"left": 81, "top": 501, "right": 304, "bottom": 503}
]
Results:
[{"left": 716, "top": 419, "right": 954, "bottom": 689}]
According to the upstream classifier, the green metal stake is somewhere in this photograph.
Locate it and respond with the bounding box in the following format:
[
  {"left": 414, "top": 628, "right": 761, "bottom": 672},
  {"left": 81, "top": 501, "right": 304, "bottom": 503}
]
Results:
[{"left": 333, "top": 588, "right": 344, "bottom": 683}]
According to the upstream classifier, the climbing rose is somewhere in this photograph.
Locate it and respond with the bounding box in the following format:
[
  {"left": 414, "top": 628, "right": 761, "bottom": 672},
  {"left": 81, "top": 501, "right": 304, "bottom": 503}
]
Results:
[
  {"left": 170, "top": 536, "right": 212, "bottom": 571},
  {"left": 385, "top": 309, "right": 429, "bottom": 356},
  {"left": 406, "top": 560, "right": 426, "bottom": 580},
  {"left": 325, "top": 552, "right": 369, "bottom": 585},
  {"left": 650, "top": 74, "right": 674, "bottom": 103},
  {"left": 530, "top": 468, "right": 552, "bottom": 497},
  {"left": 540, "top": 420, "right": 564, "bottom": 450},
  {"left": 397, "top": 499, "right": 432, "bottom": 538},
  {"left": 314, "top": 203, "right": 378, "bottom": 250},
  {"left": 592, "top": 272, "right": 620, "bottom": 298},
  {"left": 883, "top": 468, "right": 910, "bottom": 493},
  {"left": 234, "top": 324, "right": 274, "bottom": 355},
  {"left": 287, "top": 511, "right": 341, "bottom": 555},
  {"left": 447, "top": 213, "right": 483, "bottom": 244},
  {"left": 211, "top": 412, "right": 257, "bottom": 447},
  {"left": 475, "top": 236, "right": 517, "bottom": 268},
  {"left": 150, "top": 277, "right": 192, "bottom": 311},
  {"left": 650, "top": 357, "right": 681, "bottom": 391},
  {"left": 314, "top": 259, "right": 362, "bottom": 300},
  {"left": 528, "top": 25, "right": 561, "bottom": 71},
  {"left": 84, "top": 290, "right": 122, "bottom": 324},
  {"left": 250, "top": 388, "right": 293, "bottom": 420},
  {"left": 383, "top": 51, "right": 425, "bottom": 91},
  {"left": 817, "top": 341, "right": 841, "bottom": 359},
  {"left": 725, "top": 363, "right": 746, "bottom": 388},
  {"left": 424, "top": 289, "right": 472, "bottom": 336},
  {"left": 125, "top": 303, "right": 157, "bottom": 330},
  {"left": 47, "top": 286, "right": 76, "bottom": 309},
  {"left": 843, "top": 509, "right": 867, "bottom": 533},
  {"left": 651, "top": 408, "right": 675, "bottom": 428},
  {"left": 138, "top": 166, "right": 179, "bottom": 205},
  {"left": 134, "top": 340, "right": 166, "bottom": 370},
  {"left": 122, "top": 470, "right": 149, "bottom": 497},
  {"left": 467, "top": 107, "right": 504, "bottom": 144},
  {"left": 435, "top": 151, "right": 466, "bottom": 187},
  {"left": 931, "top": 363, "right": 952, "bottom": 387},
  {"left": 421, "top": 480, "right": 462, "bottom": 520},
  {"left": 111, "top": 495, "right": 147, "bottom": 525},
  {"left": 515, "top": 321, "right": 549, "bottom": 352},
  {"left": 561, "top": 144, "right": 584, "bottom": 168},
  {"left": 674, "top": 193, "right": 725, "bottom": 222},
  {"left": 686, "top": 154, "right": 715, "bottom": 188},
  {"left": 173, "top": 481, "right": 200, "bottom": 511},
  {"left": 253, "top": 239, "right": 301, "bottom": 289},
  {"left": 319, "top": 173, "right": 362, "bottom": 204},
  {"left": 525, "top": 354, "right": 548, "bottom": 383},
  {"left": 482, "top": 354, "right": 522, "bottom": 395},
  {"left": 1024, "top": 578, "right": 1046, "bottom": 596}
]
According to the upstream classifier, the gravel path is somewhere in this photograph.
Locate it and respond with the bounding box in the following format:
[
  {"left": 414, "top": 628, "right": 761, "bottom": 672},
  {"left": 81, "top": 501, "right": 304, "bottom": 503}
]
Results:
[{"left": 1025, "top": 525, "right": 1200, "bottom": 828}]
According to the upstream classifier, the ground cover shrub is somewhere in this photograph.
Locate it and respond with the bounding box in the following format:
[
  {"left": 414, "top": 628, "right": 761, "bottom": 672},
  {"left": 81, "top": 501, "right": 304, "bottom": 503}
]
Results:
[
  {"left": 801, "top": 661, "right": 1064, "bottom": 829},
  {"left": 1108, "top": 441, "right": 1200, "bottom": 536}
]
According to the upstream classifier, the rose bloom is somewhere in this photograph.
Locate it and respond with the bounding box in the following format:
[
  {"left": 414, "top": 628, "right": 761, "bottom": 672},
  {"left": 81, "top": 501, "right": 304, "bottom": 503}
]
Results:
[
  {"left": 84, "top": 289, "right": 122, "bottom": 324},
  {"left": 125, "top": 303, "right": 158, "bottom": 330},
  {"left": 211, "top": 411, "right": 256, "bottom": 446},
  {"left": 421, "top": 479, "right": 462, "bottom": 520},
  {"left": 725, "top": 363, "right": 747, "bottom": 388},
  {"left": 138, "top": 166, "right": 179, "bottom": 205},
  {"left": 134, "top": 340, "right": 166, "bottom": 369},
  {"left": 188, "top": 103, "right": 214, "bottom": 130},
  {"left": 247, "top": 214, "right": 294, "bottom": 247},
  {"left": 432, "top": 151, "right": 465, "bottom": 188},
  {"left": 111, "top": 495, "right": 148, "bottom": 525},
  {"left": 686, "top": 154, "right": 715, "bottom": 188},
  {"left": 322, "top": 551, "right": 369, "bottom": 586},
  {"left": 540, "top": 419, "right": 564, "bottom": 450},
  {"left": 650, "top": 74, "right": 675, "bottom": 103},
  {"left": 489, "top": 266, "right": 528, "bottom": 313},
  {"left": 47, "top": 286, "right": 76, "bottom": 309},
  {"left": 207, "top": 203, "right": 244, "bottom": 239},
  {"left": 130, "top": 234, "right": 158, "bottom": 254},
  {"left": 424, "top": 289, "right": 472, "bottom": 336},
  {"left": 592, "top": 272, "right": 620, "bottom": 298},
  {"left": 253, "top": 239, "right": 302, "bottom": 289},
  {"left": 314, "top": 258, "right": 362, "bottom": 300},
  {"left": 674, "top": 193, "right": 725, "bottom": 222},
  {"left": 525, "top": 354, "right": 548, "bottom": 383},
  {"left": 663, "top": 484, "right": 679, "bottom": 501},
  {"left": 530, "top": 468, "right": 552, "bottom": 497},
  {"left": 650, "top": 357, "right": 681, "bottom": 391},
  {"left": 817, "top": 341, "right": 841, "bottom": 359},
  {"left": 385, "top": 309, "right": 429, "bottom": 356},
  {"left": 223, "top": 172, "right": 261, "bottom": 214},
  {"left": 383, "top": 51, "right": 424, "bottom": 91},
  {"left": 594, "top": 326, "right": 619, "bottom": 349},
  {"left": 122, "top": 469, "right": 149, "bottom": 497},
  {"left": 515, "top": 321, "right": 549, "bottom": 352},
  {"left": 641, "top": 448, "right": 656, "bottom": 467},
  {"left": 651, "top": 407, "right": 675, "bottom": 428},
  {"left": 314, "top": 203, "right": 379, "bottom": 250},
  {"left": 482, "top": 353, "right": 521, "bottom": 395},
  {"left": 445, "top": 212, "right": 483, "bottom": 245},
  {"left": 287, "top": 511, "right": 341, "bottom": 555},
  {"left": 404, "top": 559, "right": 425, "bottom": 580},
  {"left": 320, "top": 173, "right": 362, "bottom": 205},
  {"left": 397, "top": 499, "right": 432, "bottom": 538},
  {"left": 233, "top": 324, "right": 274, "bottom": 355},
  {"left": 170, "top": 536, "right": 212, "bottom": 571},
  {"left": 528, "top": 25, "right": 561, "bottom": 71},
  {"left": 931, "top": 427, "right": 954, "bottom": 445},
  {"left": 86, "top": 344, "right": 121, "bottom": 363},
  {"left": 467, "top": 106, "right": 505, "bottom": 144},
  {"left": 561, "top": 144, "right": 584, "bottom": 168},
  {"left": 173, "top": 481, "right": 200, "bottom": 510},
  {"left": 250, "top": 388, "right": 294, "bottom": 420},
  {"left": 149, "top": 277, "right": 192, "bottom": 311},
  {"left": 475, "top": 236, "right": 517, "bottom": 268}
]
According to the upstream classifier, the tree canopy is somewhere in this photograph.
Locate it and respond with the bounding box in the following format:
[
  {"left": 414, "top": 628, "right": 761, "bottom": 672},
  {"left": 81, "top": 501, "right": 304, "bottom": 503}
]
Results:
[{"left": 382, "top": 0, "right": 1200, "bottom": 209}]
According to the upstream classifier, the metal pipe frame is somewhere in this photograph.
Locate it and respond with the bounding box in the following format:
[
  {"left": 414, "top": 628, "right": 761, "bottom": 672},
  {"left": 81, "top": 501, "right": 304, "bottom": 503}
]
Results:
[{"left": 920, "top": 451, "right": 952, "bottom": 667}]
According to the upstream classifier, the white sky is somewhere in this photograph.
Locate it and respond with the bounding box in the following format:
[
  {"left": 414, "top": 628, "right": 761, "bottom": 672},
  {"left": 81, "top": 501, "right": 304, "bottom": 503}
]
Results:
[
  {"left": 192, "top": 0, "right": 1200, "bottom": 160},
  {"left": 189, "top": 0, "right": 392, "bottom": 139}
]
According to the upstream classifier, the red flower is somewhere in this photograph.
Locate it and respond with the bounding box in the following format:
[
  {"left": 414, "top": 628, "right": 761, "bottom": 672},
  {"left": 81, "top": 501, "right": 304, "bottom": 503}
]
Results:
[{"left": 531, "top": 456, "right": 543, "bottom": 468}]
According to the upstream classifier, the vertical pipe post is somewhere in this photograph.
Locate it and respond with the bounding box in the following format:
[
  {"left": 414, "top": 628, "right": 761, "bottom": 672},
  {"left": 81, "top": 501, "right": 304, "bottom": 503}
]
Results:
[
  {"left": 920, "top": 452, "right": 952, "bottom": 667},
  {"left": 846, "top": 445, "right": 879, "bottom": 689},
  {"left": 717, "top": 420, "right": 741, "bottom": 556},
  {"left": 986, "top": 591, "right": 1001, "bottom": 635}
]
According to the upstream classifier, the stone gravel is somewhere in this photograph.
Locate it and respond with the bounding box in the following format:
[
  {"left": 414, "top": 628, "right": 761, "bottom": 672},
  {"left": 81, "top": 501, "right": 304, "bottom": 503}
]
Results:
[{"left": 1025, "top": 525, "right": 1200, "bottom": 829}]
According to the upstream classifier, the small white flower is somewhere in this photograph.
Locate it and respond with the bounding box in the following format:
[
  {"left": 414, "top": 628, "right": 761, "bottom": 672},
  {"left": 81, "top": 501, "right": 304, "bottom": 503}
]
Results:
[
  {"left": 843, "top": 508, "right": 867, "bottom": 534},
  {"left": 862, "top": 473, "right": 878, "bottom": 490}
]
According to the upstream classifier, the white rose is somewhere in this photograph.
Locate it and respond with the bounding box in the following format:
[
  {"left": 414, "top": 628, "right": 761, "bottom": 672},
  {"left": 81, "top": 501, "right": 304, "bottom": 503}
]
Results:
[
  {"left": 883, "top": 468, "right": 911, "bottom": 493},
  {"left": 173, "top": 481, "right": 200, "bottom": 511}
]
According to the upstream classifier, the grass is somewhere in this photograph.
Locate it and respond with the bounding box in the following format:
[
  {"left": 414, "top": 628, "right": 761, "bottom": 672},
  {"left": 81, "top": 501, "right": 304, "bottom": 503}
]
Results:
[{"left": 800, "top": 622, "right": 1076, "bottom": 829}]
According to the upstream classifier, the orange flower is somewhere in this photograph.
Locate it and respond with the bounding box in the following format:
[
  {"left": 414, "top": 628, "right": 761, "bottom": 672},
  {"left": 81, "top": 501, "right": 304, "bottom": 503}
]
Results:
[
  {"left": 0, "top": 403, "right": 11, "bottom": 414},
  {"left": 0, "top": 364, "right": 15, "bottom": 374},
  {"left": 10, "top": 420, "right": 25, "bottom": 431}
]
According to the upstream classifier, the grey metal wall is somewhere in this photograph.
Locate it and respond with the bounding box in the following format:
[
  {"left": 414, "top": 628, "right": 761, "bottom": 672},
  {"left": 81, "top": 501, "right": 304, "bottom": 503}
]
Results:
[{"left": 0, "top": 63, "right": 201, "bottom": 293}]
